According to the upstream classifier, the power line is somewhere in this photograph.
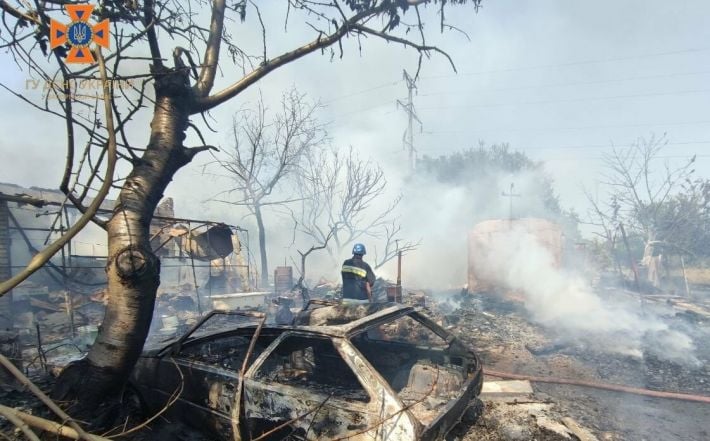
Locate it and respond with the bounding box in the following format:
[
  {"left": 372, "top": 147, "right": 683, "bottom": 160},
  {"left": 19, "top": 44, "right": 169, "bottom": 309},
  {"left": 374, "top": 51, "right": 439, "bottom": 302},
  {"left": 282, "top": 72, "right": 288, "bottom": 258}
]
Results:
[
  {"left": 318, "top": 48, "right": 710, "bottom": 120},
  {"left": 326, "top": 100, "right": 394, "bottom": 121},
  {"left": 417, "top": 88, "right": 710, "bottom": 112},
  {"left": 541, "top": 154, "right": 710, "bottom": 162},
  {"left": 325, "top": 88, "right": 710, "bottom": 125},
  {"left": 322, "top": 80, "right": 401, "bottom": 104},
  {"left": 321, "top": 69, "right": 710, "bottom": 111},
  {"left": 523, "top": 140, "right": 710, "bottom": 151},
  {"left": 320, "top": 47, "right": 710, "bottom": 105},
  {"left": 421, "top": 119, "right": 710, "bottom": 135},
  {"left": 416, "top": 140, "right": 710, "bottom": 153},
  {"left": 420, "top": 47, "right": 710, "bottom": 80},
  {"left": 418, "top": 70, "right": 710, "bottom": 97}
]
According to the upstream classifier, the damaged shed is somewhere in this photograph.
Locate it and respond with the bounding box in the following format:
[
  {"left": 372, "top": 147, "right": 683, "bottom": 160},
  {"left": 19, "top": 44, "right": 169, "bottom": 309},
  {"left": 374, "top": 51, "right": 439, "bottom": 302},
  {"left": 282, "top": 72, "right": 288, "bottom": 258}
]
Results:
[{"left": 0, "top": 182, "right": 252, "bottom": 342}]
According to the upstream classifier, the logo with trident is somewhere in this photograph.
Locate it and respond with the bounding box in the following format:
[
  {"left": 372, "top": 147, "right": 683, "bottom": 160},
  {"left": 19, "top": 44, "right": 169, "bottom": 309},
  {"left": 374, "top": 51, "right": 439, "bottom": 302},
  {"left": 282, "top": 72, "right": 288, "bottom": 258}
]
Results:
[{"left": 50, "top": 4, "right": 109, "bottom": 64}]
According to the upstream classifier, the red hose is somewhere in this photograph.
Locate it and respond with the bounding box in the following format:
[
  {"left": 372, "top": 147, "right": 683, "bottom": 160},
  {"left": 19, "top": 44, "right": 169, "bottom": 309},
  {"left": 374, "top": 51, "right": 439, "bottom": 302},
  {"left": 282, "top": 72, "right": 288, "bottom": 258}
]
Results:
[{"left": 485, "top": 369, "right": 710, "bottom": 404}]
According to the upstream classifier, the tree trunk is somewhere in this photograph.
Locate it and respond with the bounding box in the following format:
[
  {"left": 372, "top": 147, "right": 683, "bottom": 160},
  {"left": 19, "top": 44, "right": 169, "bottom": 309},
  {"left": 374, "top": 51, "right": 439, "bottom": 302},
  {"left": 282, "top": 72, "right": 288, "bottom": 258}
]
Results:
[
  {"left": 53, "top": 68, "right": 196, "bottom": 416},
  {"left": 254, "top": 203, "right": 268, "bottom": 287}
]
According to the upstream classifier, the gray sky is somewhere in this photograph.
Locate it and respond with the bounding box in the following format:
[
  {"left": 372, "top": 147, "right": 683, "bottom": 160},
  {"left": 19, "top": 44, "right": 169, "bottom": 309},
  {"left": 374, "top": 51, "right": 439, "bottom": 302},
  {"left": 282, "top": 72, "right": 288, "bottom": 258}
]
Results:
[{"left": 1, "top": 0, "right": 709, "bottom": 283}]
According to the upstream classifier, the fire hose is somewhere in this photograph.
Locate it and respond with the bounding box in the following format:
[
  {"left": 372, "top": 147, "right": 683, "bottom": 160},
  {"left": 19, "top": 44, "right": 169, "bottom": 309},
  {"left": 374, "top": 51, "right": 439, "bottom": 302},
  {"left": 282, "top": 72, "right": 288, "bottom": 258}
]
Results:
[{"left": 485, "top": 369, "right": 710, "bottom": 404}]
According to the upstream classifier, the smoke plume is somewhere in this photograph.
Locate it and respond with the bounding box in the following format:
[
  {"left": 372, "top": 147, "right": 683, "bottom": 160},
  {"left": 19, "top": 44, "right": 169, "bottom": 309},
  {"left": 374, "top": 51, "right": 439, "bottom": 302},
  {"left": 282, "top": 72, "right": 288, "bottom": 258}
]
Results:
[{"left": 478, "top": 226, "right": 698, "bottom": 365}]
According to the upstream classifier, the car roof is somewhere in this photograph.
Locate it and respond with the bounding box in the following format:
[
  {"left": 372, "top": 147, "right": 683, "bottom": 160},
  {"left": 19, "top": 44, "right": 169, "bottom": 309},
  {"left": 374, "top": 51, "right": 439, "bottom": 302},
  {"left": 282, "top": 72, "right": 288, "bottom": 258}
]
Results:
[
  {"left": 148, "top": 302, "right": 416, "bottom": 354},
  {"left": 290, "top": 302, "right": 415, "bottom": 337}
]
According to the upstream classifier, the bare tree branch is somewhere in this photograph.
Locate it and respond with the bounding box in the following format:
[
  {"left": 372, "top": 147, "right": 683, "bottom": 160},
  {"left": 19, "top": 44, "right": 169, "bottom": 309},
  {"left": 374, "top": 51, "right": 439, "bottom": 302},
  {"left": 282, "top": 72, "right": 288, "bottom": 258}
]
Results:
[
  {"left": 194, "top": 0, "right": 226, "bottom": 97},
  {"left": 293, "top": 145, "right": 416, "bottom": 267},
  {"left": 590, "top": 134, "right": 703, "bottom": 267},
  {"left": 207, "top": 88, "right": 326, "bottom": 285},
  {"left": 373, "top": 219, "right": 421, "bottom": 269},
  {"left": 193, "top": 0, "right": 464, "bottom": 113}
]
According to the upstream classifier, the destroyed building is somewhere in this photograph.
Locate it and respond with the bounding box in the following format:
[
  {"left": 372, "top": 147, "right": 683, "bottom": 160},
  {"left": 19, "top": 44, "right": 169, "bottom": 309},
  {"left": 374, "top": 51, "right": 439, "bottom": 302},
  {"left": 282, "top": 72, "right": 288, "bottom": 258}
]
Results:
[{"left": 0, "top": 182, "right": 252, "bottom": 341}]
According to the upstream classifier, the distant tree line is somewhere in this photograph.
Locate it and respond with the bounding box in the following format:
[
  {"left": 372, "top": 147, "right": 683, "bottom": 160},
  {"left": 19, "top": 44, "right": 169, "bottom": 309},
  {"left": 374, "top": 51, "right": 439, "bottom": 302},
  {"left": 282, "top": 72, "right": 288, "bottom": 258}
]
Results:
[{"left": 415, "top": 142, "right": 580, "bottom": 236}]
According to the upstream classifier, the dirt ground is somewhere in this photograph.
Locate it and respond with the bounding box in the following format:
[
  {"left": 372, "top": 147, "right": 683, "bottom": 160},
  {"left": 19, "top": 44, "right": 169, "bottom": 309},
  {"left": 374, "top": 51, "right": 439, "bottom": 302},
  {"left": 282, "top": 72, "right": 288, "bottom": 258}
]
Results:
[
  {"left": 439, "top": 290, "right": 710, "bottom": 441},
  {"left": 2, "top": 289, "right": 710, "bottom": 440}
]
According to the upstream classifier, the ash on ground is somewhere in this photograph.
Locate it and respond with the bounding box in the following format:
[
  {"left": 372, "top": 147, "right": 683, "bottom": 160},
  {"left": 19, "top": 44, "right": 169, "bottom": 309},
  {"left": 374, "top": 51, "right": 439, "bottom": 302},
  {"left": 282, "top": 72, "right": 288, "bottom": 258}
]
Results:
[
  {"left": 3, "top": 288, "right": 709, "bottom": 441},
  {"left": 433, "top": 288, "right": 710, "bottom": 441}
]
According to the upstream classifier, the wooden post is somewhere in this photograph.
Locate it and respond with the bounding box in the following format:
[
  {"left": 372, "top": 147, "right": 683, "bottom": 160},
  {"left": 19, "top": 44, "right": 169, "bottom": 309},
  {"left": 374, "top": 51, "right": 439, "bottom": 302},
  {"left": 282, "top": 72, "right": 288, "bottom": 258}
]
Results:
[
  {"left": 59, "top": 212, "right": 75, "bottom": 339},
  {"left": 396, "top": 250, "right": 402, "bottom": 303},
  {"left": 619, "top": 223, "right": 645, "bottom": 315},
  {"left": 680, "top": 255, "right": 691, "bottom": 298},
  {"left": 619, "top": 223, "right": 640, "bottom": 292},
  {"left": 64, "top": 291, "right": 76, "bottom": 339},
  {"left": 63, "top": 206, "right": 73, "bottom": 273}
]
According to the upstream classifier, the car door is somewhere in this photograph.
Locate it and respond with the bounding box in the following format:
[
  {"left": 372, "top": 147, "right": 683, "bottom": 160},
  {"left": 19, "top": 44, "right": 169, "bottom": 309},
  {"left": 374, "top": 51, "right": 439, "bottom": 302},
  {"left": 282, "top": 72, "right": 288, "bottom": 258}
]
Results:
[{"left": 136, "top": 334, "right": 250, "bottom": 438}]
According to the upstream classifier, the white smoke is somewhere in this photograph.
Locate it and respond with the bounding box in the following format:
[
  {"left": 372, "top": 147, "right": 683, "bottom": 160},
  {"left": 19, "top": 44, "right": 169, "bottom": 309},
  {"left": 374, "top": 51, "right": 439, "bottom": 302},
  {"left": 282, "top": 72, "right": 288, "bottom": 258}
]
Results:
[
  {"left": 479, "top": 226, "right": 698, "bottom": 365},
  {"left": 394, "top": 166, "right": 559, "bottom": 288}
]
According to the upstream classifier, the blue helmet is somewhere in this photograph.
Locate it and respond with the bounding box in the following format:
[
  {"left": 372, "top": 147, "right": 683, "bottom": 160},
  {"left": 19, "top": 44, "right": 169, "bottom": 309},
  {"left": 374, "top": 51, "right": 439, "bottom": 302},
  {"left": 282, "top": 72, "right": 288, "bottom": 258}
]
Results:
[{"left": 352, "top": 243, "right": 366, "bottom": 256}]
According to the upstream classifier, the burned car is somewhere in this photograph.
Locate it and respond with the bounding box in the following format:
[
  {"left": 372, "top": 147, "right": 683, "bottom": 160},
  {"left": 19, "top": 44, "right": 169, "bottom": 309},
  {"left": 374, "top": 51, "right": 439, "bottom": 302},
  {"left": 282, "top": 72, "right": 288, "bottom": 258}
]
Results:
[{"left": 131, "top": 302, "right": 483, "bottom": 440}]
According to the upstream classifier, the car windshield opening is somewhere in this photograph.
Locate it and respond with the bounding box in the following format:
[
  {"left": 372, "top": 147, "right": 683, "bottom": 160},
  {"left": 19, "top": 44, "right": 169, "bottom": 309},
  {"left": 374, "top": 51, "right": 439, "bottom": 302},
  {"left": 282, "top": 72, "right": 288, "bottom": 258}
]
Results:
[{"left": 255, "top": 335, "right": 370, "bottom": 403}]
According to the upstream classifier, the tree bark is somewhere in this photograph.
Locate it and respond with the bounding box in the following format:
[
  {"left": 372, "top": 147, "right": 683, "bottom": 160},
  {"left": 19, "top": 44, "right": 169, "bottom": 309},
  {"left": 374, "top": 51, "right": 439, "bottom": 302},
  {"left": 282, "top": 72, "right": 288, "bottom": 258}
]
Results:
[
  {"left": 254, "top": 203, "right": 268, "bottom": 287},
  {"left": 53, "top": 67, "right": 196, "bottom": 416}
]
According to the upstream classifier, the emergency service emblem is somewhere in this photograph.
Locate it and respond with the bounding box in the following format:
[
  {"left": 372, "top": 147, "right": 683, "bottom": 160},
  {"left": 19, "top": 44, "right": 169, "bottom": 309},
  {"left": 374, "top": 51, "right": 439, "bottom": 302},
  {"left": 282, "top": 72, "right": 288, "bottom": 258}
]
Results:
[{"left": 50, "top": 4, "right": 110, "bottom": 64}]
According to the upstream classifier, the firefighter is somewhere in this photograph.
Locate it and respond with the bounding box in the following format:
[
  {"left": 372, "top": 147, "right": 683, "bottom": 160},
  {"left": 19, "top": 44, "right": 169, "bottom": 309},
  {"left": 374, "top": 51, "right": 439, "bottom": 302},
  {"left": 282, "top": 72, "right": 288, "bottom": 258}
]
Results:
[{"left": 341, "top": 243, "right": 376, "bottom": 304}]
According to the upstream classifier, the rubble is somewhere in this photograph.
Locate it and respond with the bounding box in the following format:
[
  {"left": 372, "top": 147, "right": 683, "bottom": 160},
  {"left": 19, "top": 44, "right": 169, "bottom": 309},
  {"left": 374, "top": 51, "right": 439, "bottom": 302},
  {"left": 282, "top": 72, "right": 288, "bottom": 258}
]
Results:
[
  {"left": 560, "top": 417, "right": 599, "bottom": 441},
  {"left": 449, "top": 399, "right": 597, "bottom": 441},
  {"left": 481, "top": 380, "right": 534, "bottom": 396},
  {"left": 3, "top": 266, "right": 709, "bottom": 441},
  {"left": 435, "top": 288, "right": 710, "bottom": 441},
  {"left": 0, "top": 331, "right": 21, "bottom": 391}
]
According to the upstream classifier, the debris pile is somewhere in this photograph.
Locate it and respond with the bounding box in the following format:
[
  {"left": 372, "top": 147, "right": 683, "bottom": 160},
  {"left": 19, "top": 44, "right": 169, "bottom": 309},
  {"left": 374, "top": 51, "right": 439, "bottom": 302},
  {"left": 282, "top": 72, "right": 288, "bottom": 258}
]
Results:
[
  {"left": 3, "top": 266, "right": 709, "bottom": 441},
  {"left": 11, "top": 281, "right": 106, "bottom": 346},
  {"left": 436, "top": 288, "right": 710, "bottom": 441},
  {"left": 0, "top": 331, "right": 22, "bottom": 391}
]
